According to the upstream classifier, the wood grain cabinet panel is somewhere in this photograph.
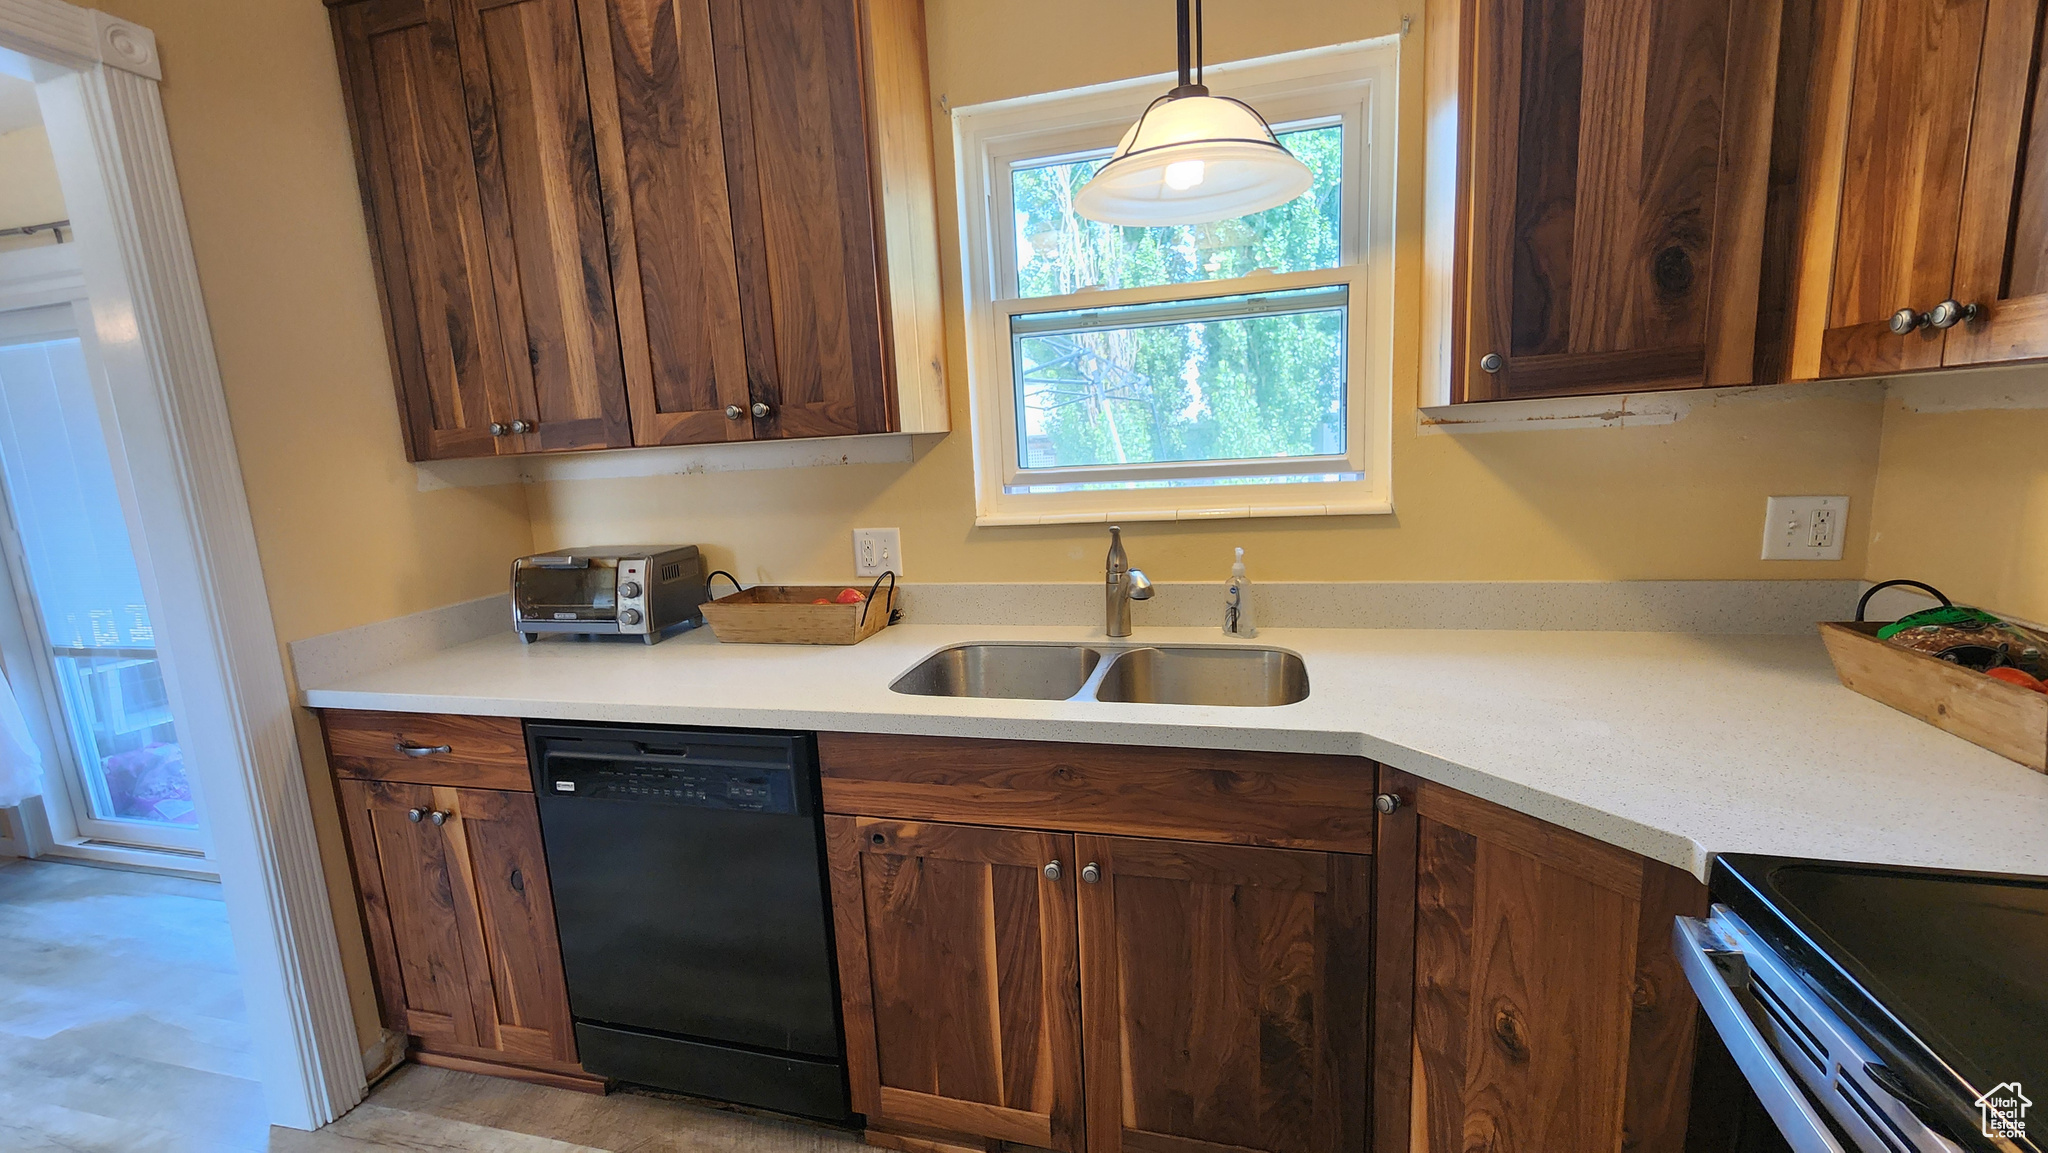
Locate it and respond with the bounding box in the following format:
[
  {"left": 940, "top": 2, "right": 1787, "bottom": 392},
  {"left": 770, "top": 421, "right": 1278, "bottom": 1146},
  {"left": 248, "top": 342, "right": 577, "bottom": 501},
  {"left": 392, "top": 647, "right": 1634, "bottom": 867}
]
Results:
[
  {"left": 826, "top": 817, "right": 1086, "bottom": 1152},
  {"left": 334, "top": 759, "right": 595, "bottom": 1088},
  {"left": 1443, "top": 0, "right": 1784, "bottom": 402},
  {"left": 579, "top": 0, "right": 755, "bottom": 446},
  {"left": 1403, "top": 776, "right": 1707, "bottom": 1153},
  {"left": 1075, "top": 836, "right": 1372, "bottom": 1153},
  {"left": 712, "top": 0, "right": 893, "bottom": 440},
  {"left": 1793, "top": 0, "right": 2048, "bottom": 376}
]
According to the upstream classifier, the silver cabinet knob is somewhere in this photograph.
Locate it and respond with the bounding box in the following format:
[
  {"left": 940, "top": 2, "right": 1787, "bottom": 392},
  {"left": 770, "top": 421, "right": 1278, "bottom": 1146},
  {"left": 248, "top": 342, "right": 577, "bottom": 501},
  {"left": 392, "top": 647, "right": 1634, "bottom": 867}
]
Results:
[
  {"left": 618, "top": 581, "right": 642, "bottom": 599},
  {"left": 406, "top": 807, "right": 425, "bottom": 823},
  {"left": 619, "top": 607, "right": 644, "bottom": 626},
  {"left": 489, "top": 422, "right": 508, "bottom": 437},
  {"left": 1926, "top": 300, "right": 1979, "bottom": 329},
  {"left": 751, "top": 401, "right": 772, "bottom": 418},
  {"left": 1374, "top": 793, "right": 1402, "bottom": 814},
  {"left": 429, "top": 810, "right": 448, "bottom": 827},
  {"left": 509, "top": 419, "right": 533, "bottom": 434},
  {"left": 1889, "top": 307, "right": 1928, "bottom": 335},
  {"left": 1479, "top": 352, "right": 1504, "bottom": 373},
  {"left": 725, "top": 404, "right": 744, "bottom": 420},
  {"left": 1043, "top": 860, "right": 1062, "bottom": 881},
  {"left": 1081, "top": 863, "right": 1101, "bottom": 884}
]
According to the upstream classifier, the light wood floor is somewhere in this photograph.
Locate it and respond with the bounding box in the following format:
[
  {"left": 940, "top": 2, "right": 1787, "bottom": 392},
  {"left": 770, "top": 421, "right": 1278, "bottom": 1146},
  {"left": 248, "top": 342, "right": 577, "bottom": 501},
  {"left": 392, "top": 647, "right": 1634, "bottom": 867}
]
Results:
[{"left": 0, "top": 856, "right": 869, "bottom": 1152}]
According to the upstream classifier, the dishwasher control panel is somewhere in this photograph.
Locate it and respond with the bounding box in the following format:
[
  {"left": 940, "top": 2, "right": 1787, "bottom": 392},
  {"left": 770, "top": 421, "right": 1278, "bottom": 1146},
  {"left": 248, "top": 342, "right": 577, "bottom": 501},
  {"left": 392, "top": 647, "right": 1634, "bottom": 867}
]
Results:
[{"left": 546, "top": 760, "right": 798, "bottom": 815}]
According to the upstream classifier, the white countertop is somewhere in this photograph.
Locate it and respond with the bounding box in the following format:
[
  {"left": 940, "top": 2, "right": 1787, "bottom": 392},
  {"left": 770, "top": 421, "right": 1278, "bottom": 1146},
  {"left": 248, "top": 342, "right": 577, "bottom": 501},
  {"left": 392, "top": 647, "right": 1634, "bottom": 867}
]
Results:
[{"left": 299, "top": 623, "right": 2048, "bottom": 881}]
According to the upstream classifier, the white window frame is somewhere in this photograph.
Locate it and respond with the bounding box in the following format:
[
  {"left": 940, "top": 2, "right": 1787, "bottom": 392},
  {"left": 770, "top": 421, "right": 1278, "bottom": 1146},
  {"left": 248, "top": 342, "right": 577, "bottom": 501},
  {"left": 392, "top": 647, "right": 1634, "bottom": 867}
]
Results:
[{"left": 953, "top": 38, "right": 1400, "bottom": 526}]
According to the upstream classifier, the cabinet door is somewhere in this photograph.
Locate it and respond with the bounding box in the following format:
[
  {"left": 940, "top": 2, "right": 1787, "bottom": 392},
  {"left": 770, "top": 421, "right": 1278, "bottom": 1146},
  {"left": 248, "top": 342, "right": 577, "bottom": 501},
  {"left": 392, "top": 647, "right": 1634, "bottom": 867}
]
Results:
[
  {"left": 712, "top": 0, "right": 893, "bottom": 439},
  {"left": 1812, "top": 0, "right": 1991, "bottom": 376},
  {"left": 579, "top": 0, "right": 755, "bottom": 446},
  {"left": 1455, "top": 0, "right": 1781, "bottom": 401},
  {"left": 1074, "top": 836, "right": 1372, "bottom": 1153},
  {"left": 1405, "top": 777, "right": 1705, "bottom": 1153},
  {"left": 1944, "top": 0, "right": 2048, "bottom": 366},
  {"left": 336, "top": 778, "right": 481, "bottom": 1052},
  {"left": 334, "top": 0, "right": 517, "bottom": 460},
  {"left": 439, "top": 787, "right": 578, "bottom": 1065},
  {"left": 825, "top": 817, "right": 1085, "bottom": 1151},
  {"left": 455, "top": 0, "right": 633, "bottom": 453}
]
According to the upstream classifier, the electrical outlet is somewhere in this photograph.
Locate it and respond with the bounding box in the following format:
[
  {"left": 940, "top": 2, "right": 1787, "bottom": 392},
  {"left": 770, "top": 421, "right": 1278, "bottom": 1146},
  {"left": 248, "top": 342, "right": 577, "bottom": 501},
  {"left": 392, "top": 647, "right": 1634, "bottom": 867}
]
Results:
[
  {"left": 852, "top": 528, "right": 902, "bottom": 577},
  {"left": 1761, "top": 496, "right": 1849, "bottom": 561}
]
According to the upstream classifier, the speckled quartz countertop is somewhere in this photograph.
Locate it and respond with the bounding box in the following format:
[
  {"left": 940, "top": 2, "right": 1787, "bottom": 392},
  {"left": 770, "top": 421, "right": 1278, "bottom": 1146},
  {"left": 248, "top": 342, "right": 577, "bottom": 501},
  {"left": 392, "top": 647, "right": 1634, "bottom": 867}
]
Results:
[{"left": 298, "top": 623, "right": 2048, "bottom": 882}]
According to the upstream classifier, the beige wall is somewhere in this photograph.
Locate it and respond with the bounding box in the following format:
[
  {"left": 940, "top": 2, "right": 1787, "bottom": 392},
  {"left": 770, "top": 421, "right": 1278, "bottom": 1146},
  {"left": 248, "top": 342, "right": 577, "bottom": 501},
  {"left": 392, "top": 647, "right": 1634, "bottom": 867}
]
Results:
[
  {"left": 0, "top": 124, "right": 68, "bottom": 251},
  {"left": 86, "top": 0, "right": 537, "bottom": 1047},
  {"left": 1865, "top": 369, "right": 2048, "bottom": 624},
  {"left": 526, "top": 0, "right": 1890, "bottom": 588}
]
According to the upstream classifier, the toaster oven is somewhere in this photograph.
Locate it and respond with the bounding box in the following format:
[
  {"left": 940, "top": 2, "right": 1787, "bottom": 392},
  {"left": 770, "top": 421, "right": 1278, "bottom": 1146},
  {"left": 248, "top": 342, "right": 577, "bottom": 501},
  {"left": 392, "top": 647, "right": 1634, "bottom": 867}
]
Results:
[{"left": 512, "top": 546, "right": 709, "bottom": 644}]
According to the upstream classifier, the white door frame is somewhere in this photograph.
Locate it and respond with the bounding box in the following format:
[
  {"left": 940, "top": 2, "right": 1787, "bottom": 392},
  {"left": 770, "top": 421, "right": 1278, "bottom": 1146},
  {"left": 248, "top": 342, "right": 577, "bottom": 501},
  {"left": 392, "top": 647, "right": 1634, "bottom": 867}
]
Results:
[{"left": 0, "top": 0, "right": 364, "bottom": 1129}]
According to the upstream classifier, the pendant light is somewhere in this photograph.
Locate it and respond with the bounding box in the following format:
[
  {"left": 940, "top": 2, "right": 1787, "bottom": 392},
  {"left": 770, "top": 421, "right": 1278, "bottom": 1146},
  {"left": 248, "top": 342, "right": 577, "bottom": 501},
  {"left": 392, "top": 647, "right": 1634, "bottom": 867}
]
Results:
[{"left": 1072, "top": 0, "right": 1314, "bottom": 227}]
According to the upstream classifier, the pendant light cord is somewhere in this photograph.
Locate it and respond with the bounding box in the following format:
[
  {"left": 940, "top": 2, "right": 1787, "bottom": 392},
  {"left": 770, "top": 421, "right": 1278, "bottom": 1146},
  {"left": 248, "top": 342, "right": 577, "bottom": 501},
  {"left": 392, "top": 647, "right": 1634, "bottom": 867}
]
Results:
[
  {"left": 1196, "top": 0, "right": 1204, "bottom": 88},
  {"left": 1173, "top": 0, "right": 1208, "bottom": 96}
]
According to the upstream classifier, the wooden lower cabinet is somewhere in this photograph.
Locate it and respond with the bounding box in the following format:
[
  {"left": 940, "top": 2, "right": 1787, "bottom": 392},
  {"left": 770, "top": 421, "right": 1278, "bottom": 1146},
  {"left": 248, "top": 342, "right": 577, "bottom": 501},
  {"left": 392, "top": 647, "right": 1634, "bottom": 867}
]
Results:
[
  {"left": 336, "top": 774, "right": 598, "bottom": 1090},
  {"left": 821, "top": 735, "right": 1708, "bottom": 1153},
  {"left": 1077, "top": 835, "right": 1373, "bottom": 1153}
]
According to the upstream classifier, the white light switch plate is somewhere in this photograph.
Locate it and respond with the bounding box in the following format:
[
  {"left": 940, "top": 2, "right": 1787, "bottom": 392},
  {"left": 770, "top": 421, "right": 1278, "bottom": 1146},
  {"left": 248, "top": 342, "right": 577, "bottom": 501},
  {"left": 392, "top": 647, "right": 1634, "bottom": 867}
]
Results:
[
  {"left": 1761, "top": 496, "right": 1849, "bottom": 561},
  {"left": 852, "top": 528, "right": 902, "bottom": 577}
]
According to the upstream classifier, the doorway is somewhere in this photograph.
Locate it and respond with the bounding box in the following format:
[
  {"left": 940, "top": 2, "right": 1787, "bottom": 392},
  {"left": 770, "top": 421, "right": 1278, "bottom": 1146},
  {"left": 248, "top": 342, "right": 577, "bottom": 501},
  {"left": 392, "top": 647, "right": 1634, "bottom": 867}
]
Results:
[{"left": 0, "top": 303, "right": 206, "bottom": 860}]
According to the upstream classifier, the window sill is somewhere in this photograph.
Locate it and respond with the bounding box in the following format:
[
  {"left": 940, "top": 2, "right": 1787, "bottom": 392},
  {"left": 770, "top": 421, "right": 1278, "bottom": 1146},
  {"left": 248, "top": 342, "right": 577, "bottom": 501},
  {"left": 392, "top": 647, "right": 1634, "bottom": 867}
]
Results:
[{"left": 975, "top": 499, "right": 1392, "bottom": 526}]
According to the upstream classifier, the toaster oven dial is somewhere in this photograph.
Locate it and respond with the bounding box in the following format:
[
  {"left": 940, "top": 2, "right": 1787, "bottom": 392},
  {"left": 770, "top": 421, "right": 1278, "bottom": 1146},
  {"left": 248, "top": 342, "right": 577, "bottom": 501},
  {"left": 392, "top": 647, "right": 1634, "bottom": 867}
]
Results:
[
  {"left": 619, "top": 608, "right": 644, "bottom": 626},
  {"left": 619, "top": 581, "right": 643, "bottom": 599}
]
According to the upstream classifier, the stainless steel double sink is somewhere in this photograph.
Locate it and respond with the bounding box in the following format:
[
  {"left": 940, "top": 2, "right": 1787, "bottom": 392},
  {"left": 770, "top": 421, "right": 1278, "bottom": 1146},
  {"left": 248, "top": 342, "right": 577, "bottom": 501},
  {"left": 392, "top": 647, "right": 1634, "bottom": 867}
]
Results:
[{"left": 890, "top": 643, "right": 1310, "bottom": 707}]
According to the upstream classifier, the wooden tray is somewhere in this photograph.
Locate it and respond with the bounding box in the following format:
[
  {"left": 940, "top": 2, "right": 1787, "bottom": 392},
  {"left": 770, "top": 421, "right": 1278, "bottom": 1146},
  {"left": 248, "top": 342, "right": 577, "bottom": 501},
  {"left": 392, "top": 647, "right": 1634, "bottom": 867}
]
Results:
[
  {"left": 1819, "top": 621, "right": 2048, "bottom": 772},
  {"left": 700, "top": 585, "right": 902, "bottom": 646}
]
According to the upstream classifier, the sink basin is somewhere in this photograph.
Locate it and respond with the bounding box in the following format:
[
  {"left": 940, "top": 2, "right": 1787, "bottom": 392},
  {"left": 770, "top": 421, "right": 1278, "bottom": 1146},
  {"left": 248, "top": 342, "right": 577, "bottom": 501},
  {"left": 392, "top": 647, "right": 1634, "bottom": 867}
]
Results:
[
  {"left": 892, "top": 642, "right": 1309, "bottom": 706},
  {"left": 890, "top": 644, "right": 1103, "bottom": 700},
  {"left": 1094, "top": 646, "right": 1311, "bottom": 707}
]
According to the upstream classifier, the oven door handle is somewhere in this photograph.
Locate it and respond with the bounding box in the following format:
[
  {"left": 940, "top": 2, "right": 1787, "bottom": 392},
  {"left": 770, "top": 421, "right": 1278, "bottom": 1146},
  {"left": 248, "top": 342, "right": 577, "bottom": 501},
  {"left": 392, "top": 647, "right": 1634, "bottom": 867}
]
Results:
[{"left": 1675, "top": 916, "right": 1848, "bottom": 1153}]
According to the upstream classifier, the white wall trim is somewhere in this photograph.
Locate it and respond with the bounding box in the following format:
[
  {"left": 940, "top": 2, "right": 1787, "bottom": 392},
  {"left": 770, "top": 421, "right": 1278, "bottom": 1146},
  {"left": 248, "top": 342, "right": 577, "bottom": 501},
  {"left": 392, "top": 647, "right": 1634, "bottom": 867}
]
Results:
[
  {"left": 9, "top": 0, "right": 362, "bottom": 1130},
  {"left": 414, "top": 430, "right": 923, "bottom": 491}
]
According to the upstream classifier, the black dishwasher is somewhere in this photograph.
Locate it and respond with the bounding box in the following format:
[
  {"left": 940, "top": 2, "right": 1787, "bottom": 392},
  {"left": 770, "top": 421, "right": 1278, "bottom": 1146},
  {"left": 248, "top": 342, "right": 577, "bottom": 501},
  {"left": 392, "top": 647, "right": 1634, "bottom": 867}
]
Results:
[{"left": 526, "top": 722, "right": 848, "bottom": 1121}]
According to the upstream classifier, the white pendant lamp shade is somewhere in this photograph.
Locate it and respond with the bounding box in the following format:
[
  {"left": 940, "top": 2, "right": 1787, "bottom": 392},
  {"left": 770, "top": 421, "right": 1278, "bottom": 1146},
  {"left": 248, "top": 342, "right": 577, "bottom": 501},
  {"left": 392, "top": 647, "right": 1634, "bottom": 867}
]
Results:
[
  {"left": 1072, "top": 0, "right": 1313, "bottom": 227},
  {"left": 1072, "top": 94, "right": 1314, "bottom": 227}
]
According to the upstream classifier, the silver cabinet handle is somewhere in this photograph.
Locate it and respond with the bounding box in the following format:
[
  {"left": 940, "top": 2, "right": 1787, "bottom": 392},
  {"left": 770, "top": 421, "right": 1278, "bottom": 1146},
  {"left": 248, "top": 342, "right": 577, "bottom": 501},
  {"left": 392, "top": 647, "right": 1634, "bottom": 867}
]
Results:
[
  {"left": 509, "top": 419, "right": 533, "bottom": 434},
  {"left": 725, "top": 404, "right": 744, "bottom": 420},
  {"left": 751, "top": 401, "right": 771, "bottom": 418},
  {"left": 1080, "top": 863, "right": 1101, "bottom": 884},
  {"left": 489, "top": 422, "right": 507, "bottom": 437},
  {"left": 1674, "top": 917, "right": 1847, "bottom": 1153},
  {"left": 1926, "top": 299, "right": 1979, "bottom": 329},
  {"left": 1043, "top": 860, "right": 1062, "bottom": 881},
  {"left": 1374, "top": 793, "right": 1402, "bottom": 814},
  {"left": 396, "top": 740, "right": 451, "bottom": 757},
  {"left": 406, "top": 807, "right": 425, "bottom": 823},
  {"left": 429, "top": 810, "right": 449, "bottom": 827},
  {"left": 1479, "top": 352, "right": 1503, "bottom": 373},
  {"left": 1889, "top": 307, "right": 1929, "bottom": 335}
]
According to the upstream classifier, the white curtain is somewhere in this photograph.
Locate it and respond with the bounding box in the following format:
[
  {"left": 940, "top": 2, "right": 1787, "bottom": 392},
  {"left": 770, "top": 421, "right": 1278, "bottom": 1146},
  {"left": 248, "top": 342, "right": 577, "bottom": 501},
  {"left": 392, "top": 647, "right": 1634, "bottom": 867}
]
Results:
[{"left": 0, "top": 662, "right": 42, "bottom": 809}]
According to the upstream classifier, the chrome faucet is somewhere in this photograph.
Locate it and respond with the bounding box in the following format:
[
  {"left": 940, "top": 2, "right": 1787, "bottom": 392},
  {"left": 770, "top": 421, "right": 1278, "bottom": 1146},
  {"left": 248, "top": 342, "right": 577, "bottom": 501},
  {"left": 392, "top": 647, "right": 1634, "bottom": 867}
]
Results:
[{"left": 1104, "top": 525, "right": 1153, "bottom": 638}]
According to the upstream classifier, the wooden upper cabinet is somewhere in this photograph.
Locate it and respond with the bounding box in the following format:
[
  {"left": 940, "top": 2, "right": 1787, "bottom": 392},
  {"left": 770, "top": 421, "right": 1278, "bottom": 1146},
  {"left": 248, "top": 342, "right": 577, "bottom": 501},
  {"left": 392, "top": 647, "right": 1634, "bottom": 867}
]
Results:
[
  {"left": 1434, "top": 0, "right": 1784, "bottom": 403},
  {"left": 1794, "top": 0, "right": 2048, "bottom": 377},
  {"left": 714, "top": 0, "right": 893, "bottom": 439},
  {"left": 1074, "top": 836, "right": 1372, "bottom": 1153},
  {"left": 579, "top": 0, "right": 754, "bottom": 445},
  {"left": 826, "top": 816, "right": 1087, "bottom": 1152}
]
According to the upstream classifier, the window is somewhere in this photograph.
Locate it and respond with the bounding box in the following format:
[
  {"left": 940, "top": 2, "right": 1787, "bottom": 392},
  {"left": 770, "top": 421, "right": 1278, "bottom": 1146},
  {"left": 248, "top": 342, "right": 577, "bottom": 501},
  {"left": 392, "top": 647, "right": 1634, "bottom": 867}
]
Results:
[{"left": 954, "top": 40, "right": 1397, "bottom": 524}]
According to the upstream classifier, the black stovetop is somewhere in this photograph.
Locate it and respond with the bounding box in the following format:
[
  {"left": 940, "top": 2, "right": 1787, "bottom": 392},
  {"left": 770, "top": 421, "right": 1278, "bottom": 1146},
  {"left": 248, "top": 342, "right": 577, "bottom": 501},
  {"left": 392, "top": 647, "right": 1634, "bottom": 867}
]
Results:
[{"left": 1714, "top": 855, "right": 2047, "bottom": 1153}]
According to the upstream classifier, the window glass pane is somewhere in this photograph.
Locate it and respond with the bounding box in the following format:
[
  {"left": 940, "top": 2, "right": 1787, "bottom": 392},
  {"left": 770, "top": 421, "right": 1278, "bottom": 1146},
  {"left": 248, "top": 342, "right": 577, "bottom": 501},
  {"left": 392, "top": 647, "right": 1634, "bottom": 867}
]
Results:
[
  {"left": 1011, "top": 124, "right": 1343, "bottom": 299},
  {"left": 0, "top": 338, "right": 194, "bottom": 828},
  {"left": 1013, "top": 288, "right": 1346, "bottom": 471}
]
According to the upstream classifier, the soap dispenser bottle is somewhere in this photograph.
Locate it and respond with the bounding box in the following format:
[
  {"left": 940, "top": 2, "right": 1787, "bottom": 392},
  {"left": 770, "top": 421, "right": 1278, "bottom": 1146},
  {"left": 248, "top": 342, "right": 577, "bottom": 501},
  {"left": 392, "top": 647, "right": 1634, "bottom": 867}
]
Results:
[{"left": 1223, "top": 548, "right": 1257, "bottom": 637}]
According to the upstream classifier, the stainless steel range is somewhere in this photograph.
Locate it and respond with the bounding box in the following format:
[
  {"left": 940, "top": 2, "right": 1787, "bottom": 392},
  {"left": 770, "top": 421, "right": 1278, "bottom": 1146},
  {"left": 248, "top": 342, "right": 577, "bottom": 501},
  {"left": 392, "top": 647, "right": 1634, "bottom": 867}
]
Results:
[{"left": 1680, "top": 856, "right": 2045, "bottom": 1153}]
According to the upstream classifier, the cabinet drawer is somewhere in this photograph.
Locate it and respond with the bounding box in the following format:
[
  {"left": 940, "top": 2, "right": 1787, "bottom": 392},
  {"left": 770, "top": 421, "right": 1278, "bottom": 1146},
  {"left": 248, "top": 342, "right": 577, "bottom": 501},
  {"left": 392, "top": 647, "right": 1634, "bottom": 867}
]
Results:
[
  {"left": 321, "top": 710, "right": 530, "bottom": 791},
  {"left": 818, "top": 733, "right": 1375, "bottom": 853}
]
